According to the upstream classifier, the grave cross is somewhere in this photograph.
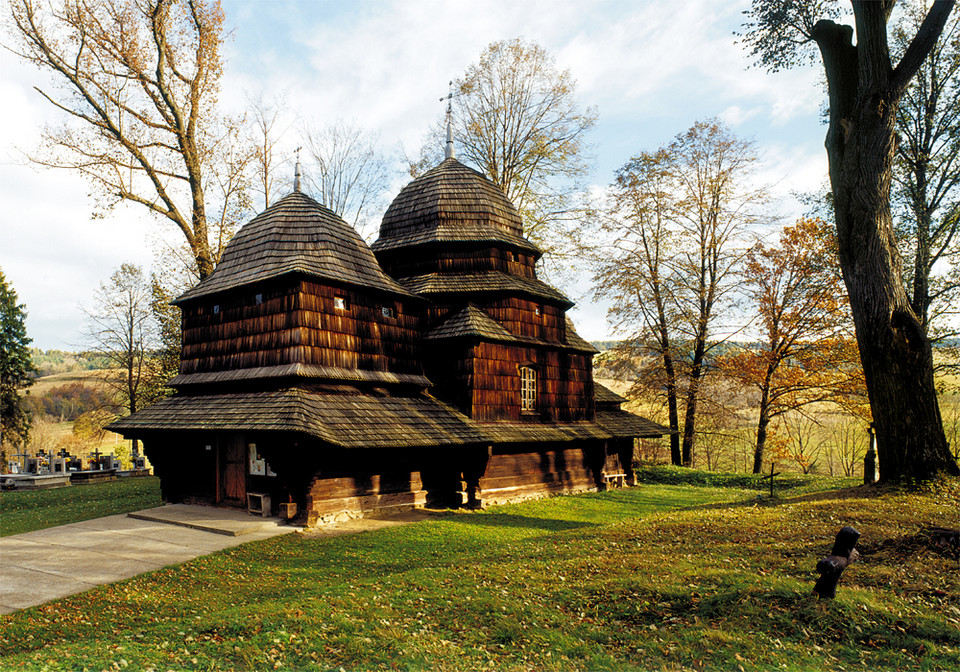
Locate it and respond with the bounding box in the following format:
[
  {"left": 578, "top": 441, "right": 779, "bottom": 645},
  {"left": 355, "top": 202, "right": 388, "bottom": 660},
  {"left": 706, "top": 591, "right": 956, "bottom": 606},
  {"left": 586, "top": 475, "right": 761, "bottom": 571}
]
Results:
[{"left": 761, "top": 461, "right": 781, "bottom": 497}]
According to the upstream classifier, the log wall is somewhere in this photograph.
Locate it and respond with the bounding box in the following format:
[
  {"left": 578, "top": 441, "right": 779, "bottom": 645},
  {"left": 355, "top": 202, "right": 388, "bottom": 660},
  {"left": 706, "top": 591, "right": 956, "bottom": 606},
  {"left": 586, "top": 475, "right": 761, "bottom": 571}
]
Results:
[
  {"left": 469, "top": 342, "right": 594, "bottom": 422},
  {"left": 179, "top": 278, "right": 422, "bottom": 376},
  {"left": 378, "top": 245, "right": 536, "bottom": 279},
  {"left": 306, "top": 464, "right": 426, "bottom": 525},
  {"left": 424, "top": 296, "right": 565, "bottom": 345},
  {"left": 476, "top": 443, "right": 602, "bottom": 505}
]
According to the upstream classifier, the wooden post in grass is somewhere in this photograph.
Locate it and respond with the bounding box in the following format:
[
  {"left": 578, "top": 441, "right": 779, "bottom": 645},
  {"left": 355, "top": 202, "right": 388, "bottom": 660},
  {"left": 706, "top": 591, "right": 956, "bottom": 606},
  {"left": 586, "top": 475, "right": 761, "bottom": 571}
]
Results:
[{"left": 813, "top": 526, "right": 861, "bottom": 599}]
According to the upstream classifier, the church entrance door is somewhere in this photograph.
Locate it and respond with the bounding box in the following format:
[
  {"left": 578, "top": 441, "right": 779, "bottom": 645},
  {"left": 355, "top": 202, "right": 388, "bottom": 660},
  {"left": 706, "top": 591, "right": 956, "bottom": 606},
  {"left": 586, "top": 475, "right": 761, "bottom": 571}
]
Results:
[{"left": 217, "top": 434, "right": 246, "bottom": 507}]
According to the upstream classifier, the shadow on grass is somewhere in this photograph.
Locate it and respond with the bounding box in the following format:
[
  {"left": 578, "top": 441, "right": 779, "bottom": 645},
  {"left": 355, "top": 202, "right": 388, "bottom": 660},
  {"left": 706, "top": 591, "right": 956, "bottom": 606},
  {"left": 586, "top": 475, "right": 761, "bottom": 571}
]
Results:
[
  {"left": 445, "top": 512, "right": 597, "bottom": 532},
  {"left": 676, "top": 485, "right": 880, "bottom": 514}
]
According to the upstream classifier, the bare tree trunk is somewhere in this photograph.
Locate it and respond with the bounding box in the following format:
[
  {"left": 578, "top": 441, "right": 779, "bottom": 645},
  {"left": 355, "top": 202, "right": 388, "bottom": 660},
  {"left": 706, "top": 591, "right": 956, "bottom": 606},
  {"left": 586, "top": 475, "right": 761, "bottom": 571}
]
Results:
[
  {"left": 681, "top": 341, "right": 706, "bottom": 467},
  {"left": 752, "top": 365, "right": 775, "bottom": 474},
  {"left": 659, "top": 329, "right": 682, "bottom": 465},
  {"left": 813, "top": 4, "right": 959, "bottom": 481}
]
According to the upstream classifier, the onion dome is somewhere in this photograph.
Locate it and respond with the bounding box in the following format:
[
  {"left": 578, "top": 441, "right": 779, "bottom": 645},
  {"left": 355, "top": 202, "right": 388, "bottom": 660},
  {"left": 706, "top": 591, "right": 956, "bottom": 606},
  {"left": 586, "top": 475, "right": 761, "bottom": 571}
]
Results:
[
  {"left": 176, "top": 191, "right": 416, "bottom": 304},
  {"left": 371, "top": 157, "right": 540, "bottom": 256}
]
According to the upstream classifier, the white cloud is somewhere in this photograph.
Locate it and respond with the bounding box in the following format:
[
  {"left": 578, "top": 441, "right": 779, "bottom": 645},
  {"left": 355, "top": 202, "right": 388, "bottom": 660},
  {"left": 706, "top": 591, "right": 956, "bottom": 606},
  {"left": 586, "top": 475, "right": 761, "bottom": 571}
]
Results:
[
  {"left": 2, "top": 0, "right": 835, "bottom": 346},
  {"left": 0, "top": 49, "right": 157, "bottom": 350}
]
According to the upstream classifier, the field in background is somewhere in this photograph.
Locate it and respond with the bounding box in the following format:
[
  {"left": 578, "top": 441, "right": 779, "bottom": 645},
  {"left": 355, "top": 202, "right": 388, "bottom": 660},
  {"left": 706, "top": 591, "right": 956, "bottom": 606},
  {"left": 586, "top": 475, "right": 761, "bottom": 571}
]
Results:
[
  {"left": 11, "top": 367, "right": 138, "bottom": 473},
  {"left": 25, "top": 370, "right": 109, "bottom": 397},
  {"left": 596, "top": 347, "right": 960, "bottom": 478}
]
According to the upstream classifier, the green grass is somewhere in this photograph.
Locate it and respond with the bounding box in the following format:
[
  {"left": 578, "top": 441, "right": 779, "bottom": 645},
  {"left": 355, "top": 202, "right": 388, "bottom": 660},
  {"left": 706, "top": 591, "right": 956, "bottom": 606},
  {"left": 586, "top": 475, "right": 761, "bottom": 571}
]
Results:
[
  {"left": 0, "top": 476, "right": 162, "bottom": 536},
  {"left": 633, "top": 463, "right": 861, "bottom": 496},
  {"left": 1, "top": 472, "right": 957, "bottom": 671}
]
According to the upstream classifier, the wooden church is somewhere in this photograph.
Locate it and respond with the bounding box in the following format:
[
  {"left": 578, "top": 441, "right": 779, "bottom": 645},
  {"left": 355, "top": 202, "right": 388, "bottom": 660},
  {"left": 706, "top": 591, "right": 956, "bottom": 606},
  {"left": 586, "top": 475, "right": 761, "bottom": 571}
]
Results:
[{"left": 109, "top": 142, "right": 667, "bottom": 526}]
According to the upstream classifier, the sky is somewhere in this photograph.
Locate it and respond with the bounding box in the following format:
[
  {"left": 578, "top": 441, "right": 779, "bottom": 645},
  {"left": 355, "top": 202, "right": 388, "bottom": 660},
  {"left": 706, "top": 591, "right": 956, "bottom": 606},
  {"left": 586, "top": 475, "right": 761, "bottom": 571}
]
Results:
[{"left": 0, "top": 0, "right": 832, "bottom": 351}]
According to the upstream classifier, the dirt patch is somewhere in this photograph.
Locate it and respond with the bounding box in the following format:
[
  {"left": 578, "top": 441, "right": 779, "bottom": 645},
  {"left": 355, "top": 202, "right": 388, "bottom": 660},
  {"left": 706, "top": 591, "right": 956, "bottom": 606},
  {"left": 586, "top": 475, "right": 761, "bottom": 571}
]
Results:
[
  {"left": 780, "top": 484, "right": 889, "bottom": 504},
  {"left": 860, "top": 526, "right": 960, "bottom": 562}
]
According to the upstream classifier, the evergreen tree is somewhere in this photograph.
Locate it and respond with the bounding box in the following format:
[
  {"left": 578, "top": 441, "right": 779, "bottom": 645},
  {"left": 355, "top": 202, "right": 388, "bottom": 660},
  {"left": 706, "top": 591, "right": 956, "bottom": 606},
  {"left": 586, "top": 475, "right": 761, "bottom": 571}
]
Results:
[{"left": 1, "top": 269, "right": 37, "bottom": 470}]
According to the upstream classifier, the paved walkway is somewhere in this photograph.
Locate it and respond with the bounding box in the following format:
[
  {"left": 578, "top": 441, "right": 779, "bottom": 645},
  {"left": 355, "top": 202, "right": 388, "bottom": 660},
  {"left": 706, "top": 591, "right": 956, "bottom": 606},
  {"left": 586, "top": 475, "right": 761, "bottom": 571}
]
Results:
[{"left": 0, "top": 504, "right": 297, "bottom": 614}]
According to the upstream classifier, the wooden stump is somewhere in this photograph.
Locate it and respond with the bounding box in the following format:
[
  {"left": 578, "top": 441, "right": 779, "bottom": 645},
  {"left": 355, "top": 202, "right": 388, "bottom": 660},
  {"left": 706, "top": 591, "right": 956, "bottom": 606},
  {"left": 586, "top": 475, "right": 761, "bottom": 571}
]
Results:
[{"left": 813, "top": 526, "right": 860, "bottom": 599}]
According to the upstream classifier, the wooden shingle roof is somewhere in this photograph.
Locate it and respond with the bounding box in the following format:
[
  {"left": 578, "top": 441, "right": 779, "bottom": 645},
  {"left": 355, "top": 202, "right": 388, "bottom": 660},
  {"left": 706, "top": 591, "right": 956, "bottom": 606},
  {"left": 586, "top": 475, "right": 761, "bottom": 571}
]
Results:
[
  {"left": 108, "top": 388, "right": 667, "bottom": 447},
  {"left": 107, "top": 389, "right": 487, "bottom": 449},
  {"left": 398, "top": 271, "right": 574, "bottom": 308},
  {"left": 595, "top": 410, "right": 670, "bottom": 438},
  {"left": 423, "top": 305, "right": 597, "bottom": 353},
  {"left": 169, "top": 363, "right": 431, "bottom": 390},
  {"left": 594, "top": 382, "right": 628, "bottom": 406},
  {"left": 176, "top": 191, "right": 415, "bottom": 304},
  {"left": 423, "top": 305, "right": 516, "bottom": 341},
  {"left": 371, "top": 224, "right": 540, "bottom": 256},
  {"left": 375, "top": 158, "right": 537, "bottom": 252},
  {"left": 564, "top": 317, "right": 599, "bottom": 353}
]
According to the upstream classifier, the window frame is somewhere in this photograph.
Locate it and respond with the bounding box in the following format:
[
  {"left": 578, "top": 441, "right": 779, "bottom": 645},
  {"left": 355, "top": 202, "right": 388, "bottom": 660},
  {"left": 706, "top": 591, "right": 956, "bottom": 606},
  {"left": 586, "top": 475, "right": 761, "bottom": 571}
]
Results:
[{"left": 519, "top": 365, "right": 537, "bottom": 412}]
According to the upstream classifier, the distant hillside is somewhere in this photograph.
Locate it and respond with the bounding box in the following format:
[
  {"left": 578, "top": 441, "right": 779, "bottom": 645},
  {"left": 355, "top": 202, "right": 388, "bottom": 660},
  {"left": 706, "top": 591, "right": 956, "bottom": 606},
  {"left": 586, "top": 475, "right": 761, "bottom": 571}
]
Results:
[{"left": 30, "top": 349, "right": 107, "bottom": 378}]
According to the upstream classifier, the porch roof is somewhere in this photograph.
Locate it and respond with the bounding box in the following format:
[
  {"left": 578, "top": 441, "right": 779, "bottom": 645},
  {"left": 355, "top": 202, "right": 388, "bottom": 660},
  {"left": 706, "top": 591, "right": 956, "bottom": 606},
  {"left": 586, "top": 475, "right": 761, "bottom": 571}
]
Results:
[{"left": 107, "top": 389, "right": 667, "bottom": 448}]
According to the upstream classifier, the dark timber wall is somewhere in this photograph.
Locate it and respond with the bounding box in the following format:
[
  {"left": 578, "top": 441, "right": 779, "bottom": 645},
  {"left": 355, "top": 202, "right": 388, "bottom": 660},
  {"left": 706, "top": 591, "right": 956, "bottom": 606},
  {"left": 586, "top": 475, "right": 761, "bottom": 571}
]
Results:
[
  {"left": 471, "top": 343, "right": 593, "bottom": 422},
  {"left": 377, "top": 244, "right": 537, "bottom": 279},
  {"left": 179, "top": 277, "right": 422, "bottom": 376}
]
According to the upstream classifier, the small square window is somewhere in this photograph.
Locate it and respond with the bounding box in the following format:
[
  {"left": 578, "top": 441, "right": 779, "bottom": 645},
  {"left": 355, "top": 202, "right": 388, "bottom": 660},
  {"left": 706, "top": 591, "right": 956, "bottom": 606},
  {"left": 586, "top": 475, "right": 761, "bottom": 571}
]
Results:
[
  {"left": 255, "top": 293, "right": 263, "bottom": 305},
  {"left": 334, "top": 296, "right": 348, "bottom": 311},
  {"left": 212, "top": 304, "right": 220, "bottom": 315},
  {"left": 382, "top": 306, "right": 395, "bottom": 319},
  {"left": 534, "top": 305, "right": 542, "bottom": 316}
]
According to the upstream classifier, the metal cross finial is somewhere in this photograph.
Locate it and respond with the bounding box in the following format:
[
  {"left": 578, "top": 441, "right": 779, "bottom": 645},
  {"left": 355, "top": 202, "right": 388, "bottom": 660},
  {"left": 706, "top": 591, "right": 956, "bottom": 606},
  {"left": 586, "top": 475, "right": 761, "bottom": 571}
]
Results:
[
  {"left": 440, "top": 80, "right": 455, "bottom": 159},
  {"left": 294, "top": 146, "right": 302, "bottom": 192}
]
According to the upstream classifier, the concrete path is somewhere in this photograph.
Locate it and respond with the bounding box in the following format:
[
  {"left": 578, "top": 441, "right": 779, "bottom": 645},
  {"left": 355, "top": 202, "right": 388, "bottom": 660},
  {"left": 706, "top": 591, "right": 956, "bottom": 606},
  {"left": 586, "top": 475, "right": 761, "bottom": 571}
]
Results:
[{"left": 0, "top": 504, "right": 297, "bottom": 614}]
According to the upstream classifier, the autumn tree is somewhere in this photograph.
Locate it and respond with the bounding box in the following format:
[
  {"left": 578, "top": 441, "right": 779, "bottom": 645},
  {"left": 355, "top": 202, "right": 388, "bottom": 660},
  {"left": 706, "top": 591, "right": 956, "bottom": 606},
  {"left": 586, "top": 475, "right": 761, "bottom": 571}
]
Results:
[
  {"left": 595, "top": 120, "right": 765, "bottom": 467},
  {"left": 739, "top": 0, "right": 960, "bottom": 480},
  {"left": 7, "top": 0, "right": 246, "bottom": 279},
  {"left": 415, "top": 38, "right": 596, "bottom": 259},
  {"left": 0, "top": 270, "right": 37, "bottom": 470},
  {"left": 83, "top": 264, "right": 158, "bottom": 456},
  {"left": 304, "top": 120, "right": 392, "bottom": 239},
  {"left": 718, "top": 218, "right": 862, "bottom": 473},
  {"left": 248, "top": 93, "right": 291, "bottom": 210},
  {"left": 892, "top": 5, "right": 960, "bottom": 345},
  {"left": 143, "top": 273, "right": 181, "bottom": 401},
  {"left": 595, "top": 149, "right": 683, "bottom": 464},
  {"left": 670, "top": 121, "right": 766, "bottom": 466}
]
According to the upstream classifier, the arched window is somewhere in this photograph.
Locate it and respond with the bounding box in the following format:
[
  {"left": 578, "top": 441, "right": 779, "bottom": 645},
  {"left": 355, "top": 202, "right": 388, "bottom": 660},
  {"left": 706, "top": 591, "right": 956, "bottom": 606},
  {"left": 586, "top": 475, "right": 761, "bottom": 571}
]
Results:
[{"left": 520, "top": 366, "right": 537, "bottom": 412}]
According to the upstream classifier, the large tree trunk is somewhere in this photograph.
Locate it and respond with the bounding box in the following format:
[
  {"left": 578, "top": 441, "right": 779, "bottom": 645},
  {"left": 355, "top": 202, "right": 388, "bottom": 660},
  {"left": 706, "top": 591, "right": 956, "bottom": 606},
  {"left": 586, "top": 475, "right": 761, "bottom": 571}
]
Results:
[
  {"left": 681, "top": 346, "right": 705, "bottom": 467},
  {"left": 661, "top": 342, "right": 682, "bottom": 465},
  {"left": 752, "top": 362, "right": 777, "bottom": 474},
  {"left": 813, "top": 4, "right": 959, "bottom": 482}
]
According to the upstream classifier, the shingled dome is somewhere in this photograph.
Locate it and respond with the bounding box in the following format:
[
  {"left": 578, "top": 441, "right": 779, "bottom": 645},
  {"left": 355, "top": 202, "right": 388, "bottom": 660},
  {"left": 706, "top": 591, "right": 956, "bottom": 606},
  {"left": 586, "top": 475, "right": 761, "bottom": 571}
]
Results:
[
  {"left": 176, "top": 191, "right": 415, "bottom": 304},
  {"left": 373, "top": 157, "right": 538, "bottom": 255}
]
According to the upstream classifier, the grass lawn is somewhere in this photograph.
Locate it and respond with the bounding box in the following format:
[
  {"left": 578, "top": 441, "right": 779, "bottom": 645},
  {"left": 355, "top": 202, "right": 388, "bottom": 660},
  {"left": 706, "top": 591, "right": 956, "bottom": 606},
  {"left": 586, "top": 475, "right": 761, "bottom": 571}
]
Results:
[
  {"left": 0, "top": 473, "right": 957, "bottom": 671},
  {"left": 0, "top": 477, "right": 162, "bottom": 536}
]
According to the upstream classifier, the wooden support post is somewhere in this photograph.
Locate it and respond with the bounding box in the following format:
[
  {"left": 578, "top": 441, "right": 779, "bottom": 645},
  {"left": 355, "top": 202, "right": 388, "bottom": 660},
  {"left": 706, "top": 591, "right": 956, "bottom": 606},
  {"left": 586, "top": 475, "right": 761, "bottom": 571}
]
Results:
[
  {"left": 464, "top": 445, "right": 491, "bottom": 510},
  {"left": 813, "top": 526, "right": 861, "bottom": 599}
]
